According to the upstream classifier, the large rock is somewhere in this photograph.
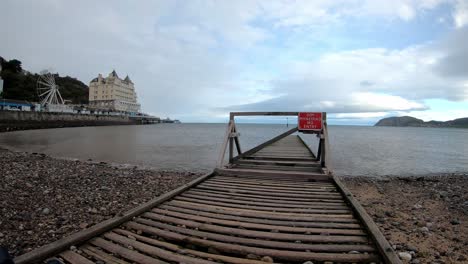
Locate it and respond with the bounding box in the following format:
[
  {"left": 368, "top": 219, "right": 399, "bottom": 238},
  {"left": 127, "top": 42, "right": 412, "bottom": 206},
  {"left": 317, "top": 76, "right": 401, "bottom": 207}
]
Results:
[
  {"left": 375, "top": 116, "right": 424, "bottom": 127},
  {"left": 374, "top": 116, "right": 468, "bottom": 127}
]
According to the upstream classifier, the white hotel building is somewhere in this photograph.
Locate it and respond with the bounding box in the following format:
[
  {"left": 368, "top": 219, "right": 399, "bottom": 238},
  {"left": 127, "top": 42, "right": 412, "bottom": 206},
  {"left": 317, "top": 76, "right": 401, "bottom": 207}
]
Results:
[{"left": 89, "top": 70, "right": 141, "bottom": 113}]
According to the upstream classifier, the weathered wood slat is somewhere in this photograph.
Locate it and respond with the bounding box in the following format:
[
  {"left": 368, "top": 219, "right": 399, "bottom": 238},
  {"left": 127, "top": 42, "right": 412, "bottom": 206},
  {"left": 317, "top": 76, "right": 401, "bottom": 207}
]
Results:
[
  {"left": 126, "top": 222, "right": 380, "bottom": 262},
  {"left": 215, "top": 175, "right": 334, "bottom": 185},
  {"left": 159, "top": 204, "right": 362, "bottom": 229},
  {"left": 232, "top": 164, "right": 322, "bottom": 172},
  {"left": 203, "top": 180, "right": 338, "bottom": 192},
  {"left": 253, "top": 152, "right": 313, "bottom": 157},
  {"left": 80, "top": 245, "right": 130, "bottom": 264},
  {"left": 213, "top": 175, "right": 334, "bottom": 186},
  {"left": 216, "top": 168, "right": 331, "bottom": 181},
  {"left": 190, "top": 188, "right": 346, "bottom": 203},
  {"left": 140, "top": 213, "right": 367, "bottom": 243},
  {"left": 181, "top": 192, "right": 349, "bottom": 209},
  {"left": 151, "top": 208, "right": 367, "bottom": 236},
  {"left": 103, "top": 232, "right": 218, "bottom": 264},
  {"left": 243, "top": 156, "right": 317, "bottom": 162},
  {"left": 199, "top": 182, "right": 341, "bottom": 196},
  {"left": 59, "top": 251, "right": 94, "bottom": 264},
  {"left": 165, "top": 200, "right": 357, "bottom": 222},
  {"left": 173, "top": 196, "right": 352, "bottom": 214},
  {"left": 236, "top": 158, "right": 320, "bottom": 166},
  {"left": 113, "top": 229, "right": 270, "bottom": 264},
  {"left": 207, "top": 177, "right": 335, "bottom": 188},
  {"left": 194, "top": 185, "right": 343, "bottom": 199},
  {"left": 90, "top": 238, "right": 169, "bottom": 264},
  {"left": 207, "top": 180, "right": 334, "bottom": 191}
]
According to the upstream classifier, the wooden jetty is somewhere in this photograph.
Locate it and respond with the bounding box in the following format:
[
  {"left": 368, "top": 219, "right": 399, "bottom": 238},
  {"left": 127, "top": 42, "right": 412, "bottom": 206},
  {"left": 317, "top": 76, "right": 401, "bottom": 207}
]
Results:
[{"left": 15, "top": 112, "right": 402, "bottom": 264}]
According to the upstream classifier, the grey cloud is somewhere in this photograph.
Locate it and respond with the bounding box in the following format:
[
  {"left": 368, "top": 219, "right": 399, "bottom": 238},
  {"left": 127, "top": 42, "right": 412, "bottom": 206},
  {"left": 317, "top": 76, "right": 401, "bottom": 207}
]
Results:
[
  {"left": 360, "top": 80, "right": 375, "bottom": 87},
  {"left": 432, "top": 27, "right": 468, "bottom": 79},
  {"left": 1, "top": 1, "right": 466, "bottom": 122},
  {"left": 219, "top": 94, "right": 428, "bottom": 114}
]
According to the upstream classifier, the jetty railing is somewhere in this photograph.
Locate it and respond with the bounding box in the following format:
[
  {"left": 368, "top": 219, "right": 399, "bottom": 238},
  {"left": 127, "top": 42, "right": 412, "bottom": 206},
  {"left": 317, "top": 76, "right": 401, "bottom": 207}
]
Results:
[{"left": 217, "top": 111, "right": 332, "bottom": 173}]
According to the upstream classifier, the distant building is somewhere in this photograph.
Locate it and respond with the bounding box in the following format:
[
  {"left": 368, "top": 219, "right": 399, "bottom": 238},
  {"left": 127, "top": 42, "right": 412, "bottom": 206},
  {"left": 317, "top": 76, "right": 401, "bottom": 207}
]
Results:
[
  {"left": 0, "top": 99, "right": 33, "bottom": 111},
  {"left": 88, "top": 70, "right": 141, "bottom": 113}
]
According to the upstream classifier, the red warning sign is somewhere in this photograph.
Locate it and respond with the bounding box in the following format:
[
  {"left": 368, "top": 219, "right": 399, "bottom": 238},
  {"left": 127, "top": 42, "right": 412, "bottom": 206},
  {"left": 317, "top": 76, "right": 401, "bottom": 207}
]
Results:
[{"left": 298, "top": 112, "right": 323, "bottom": 131}]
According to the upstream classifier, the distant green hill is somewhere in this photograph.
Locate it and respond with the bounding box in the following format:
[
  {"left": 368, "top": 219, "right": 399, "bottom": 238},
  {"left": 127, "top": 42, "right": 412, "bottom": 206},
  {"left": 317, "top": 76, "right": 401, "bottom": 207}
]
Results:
[
  {"left": 0, "top": 56, "right": 88, "bottom": 104},
  {"left": 375, "top": 116, "right": 468, "bottom": 128}
]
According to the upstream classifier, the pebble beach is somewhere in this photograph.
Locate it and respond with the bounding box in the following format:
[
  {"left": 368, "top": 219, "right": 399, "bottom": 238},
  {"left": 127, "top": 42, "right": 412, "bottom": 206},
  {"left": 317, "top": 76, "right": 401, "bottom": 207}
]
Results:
[
  {"left": 0, "top": 148, "right": 200, "bottom": 257},
  {"left": 0, "top": 148, "right": 467, "bottom": 263}
]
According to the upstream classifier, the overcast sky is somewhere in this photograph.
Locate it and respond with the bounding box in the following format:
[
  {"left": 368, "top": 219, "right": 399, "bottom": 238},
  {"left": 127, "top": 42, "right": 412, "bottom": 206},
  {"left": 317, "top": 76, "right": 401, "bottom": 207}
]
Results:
[{"left": 1, "top": 0, "right": 468, "bottom": 124}]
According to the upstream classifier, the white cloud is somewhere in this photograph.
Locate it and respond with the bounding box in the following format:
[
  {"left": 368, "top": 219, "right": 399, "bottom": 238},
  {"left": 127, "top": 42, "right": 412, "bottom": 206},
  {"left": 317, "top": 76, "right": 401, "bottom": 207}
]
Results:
[
  {"left": 332, "top": 112, "right": 388, "bottom": 119},
  {"left": 351, "top": 92, "right": 426, "bottom": 110},
  {"left": 405, "top": 109, "right": 468, "bottom": 120},
  {"left": 1, "top": 0, "right": 467, "bottom": 122},
  {"left": 454, "top": 0, "right": 468, "bottom": 28}
]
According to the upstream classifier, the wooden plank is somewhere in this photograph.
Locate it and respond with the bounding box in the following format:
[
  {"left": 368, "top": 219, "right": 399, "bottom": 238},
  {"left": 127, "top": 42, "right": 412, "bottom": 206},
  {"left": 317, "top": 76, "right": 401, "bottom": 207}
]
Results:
[
  {"left": 254, "top": 149, "right": 313, "bottom": 155},
  {"left": 140, "top": 213, "right": 368, "bottom": 243},
  {"left": 215, "top": 168, "right": 331, "bottom": 181},
  {"left": 194, "top": 185, "right": 343, "bottom": 199},
  {"left": 113, "top": 229, "right": 270, "bottom": 264},
  {"left": 232, "top": 123, "right": 242, "bottom": 155},
  {"left": 252, "top": 153, "right": 314, "bottom": 158},
  {"left": 151, "top": 208, "right": 367, "bottom": 236},
  {"left": 230, "top": 112, "right": 299, "bottom": 118},
  {"left": 207, "top": 177, "right": 333, "bottom": 187},
  {"left": 217, "top": 174, "right": 332, "bottom": 183},
  {"left": 165, "top": 200, "right": 357, "bottom": 222},
  {"left": 59, "top": 251, "right": 94, "bottom": 264},
  {"left": 103, "top": 232, "right": 217, "bottom": 264},
  {"left": 242, "top": 156, "right": 318, "bottom": 162},
  {"left": 183, "top": 191, "right": 348, "bottom": 208},
  {"left": 207, "top": 177, "right": 334, "bottom": 189},
  {"left": 198, "top": 183, "right": 341, "bottom": 197},
  {"left": 126, "top": 222, "right": 380, "bottom": 262},
  {"left": 133, "top": 218, "right": 369, "bottom": 251},
  {"left": 159, "top": 204, "right": 362, "bottom": 229},
  {"left": 213, "top": 175, "right": 333, "bottom": 186},
  {"left": 297, "top": 134, "right": 317, "bottom": 158},
  {"left": 334, "top": 176, "right": 403, "bottom": 264},
  {"left": 203, "top": 180, "right": 338, "bottom": 192},
  {"left": 257, "top": 150, "right": 309, "bottom": 154},
  {"left": 14, "top": 172, "right": 215, "bottom": 264},
  {"left": 233, "top": 127, "right": 298, "bottom": 162},
  {"left": 217, "top": 120, "right": 233, "bottom": 167},
  {"left": 90, "top": 238, "right": 169, "bottom": 264},
  {"left": 232, "top": 164, "right": 321, "bottom": 172},
  {"left": 80, "top": 245, "right": 130, "bottom": 264},
  {"left": 190, "top": 188, "right": 346, "bottom": 204},
  {"left": 173, "top": 196, "right": 351, "bottom": 214}
]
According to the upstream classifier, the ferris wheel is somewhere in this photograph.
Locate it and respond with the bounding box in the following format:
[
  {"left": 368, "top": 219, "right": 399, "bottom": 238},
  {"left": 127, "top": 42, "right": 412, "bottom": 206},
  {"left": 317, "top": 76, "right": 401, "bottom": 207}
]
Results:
[{"left": 36, "top": 71, "right": 64, "bottom": 106}]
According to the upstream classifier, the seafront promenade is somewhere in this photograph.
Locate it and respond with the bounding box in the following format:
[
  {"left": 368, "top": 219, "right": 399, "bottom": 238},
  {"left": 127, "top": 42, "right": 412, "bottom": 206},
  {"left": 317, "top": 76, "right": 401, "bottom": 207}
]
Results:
[{"left": 0, "top": 110, "right": 163, "bottom": 132}]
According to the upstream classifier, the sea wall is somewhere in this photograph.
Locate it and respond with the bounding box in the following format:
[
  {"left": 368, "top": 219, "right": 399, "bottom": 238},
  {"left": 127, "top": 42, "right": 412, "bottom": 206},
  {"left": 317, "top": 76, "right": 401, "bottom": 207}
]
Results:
[{"left": 0, "top": 110, "right": 138, "bottom": 132}]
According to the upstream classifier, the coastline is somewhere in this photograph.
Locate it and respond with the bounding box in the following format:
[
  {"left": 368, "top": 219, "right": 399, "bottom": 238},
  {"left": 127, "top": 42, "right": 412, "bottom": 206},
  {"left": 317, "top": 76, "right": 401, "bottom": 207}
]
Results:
[{"left": 0, "top": 148, "right": 466, "bottom": 263}]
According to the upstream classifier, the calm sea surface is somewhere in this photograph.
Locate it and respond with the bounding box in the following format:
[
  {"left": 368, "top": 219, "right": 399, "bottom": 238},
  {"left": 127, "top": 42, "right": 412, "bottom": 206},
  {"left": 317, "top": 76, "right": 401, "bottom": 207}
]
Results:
[{"left": 0, "top": 124, "right": 467, "bottom": 176}]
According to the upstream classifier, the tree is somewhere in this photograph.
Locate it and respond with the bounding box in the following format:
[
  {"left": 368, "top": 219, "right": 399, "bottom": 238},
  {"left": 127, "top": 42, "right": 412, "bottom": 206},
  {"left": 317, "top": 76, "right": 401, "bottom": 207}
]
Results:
[{"left": 0, "top": 55, "right": 89, "bottom": 104}]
